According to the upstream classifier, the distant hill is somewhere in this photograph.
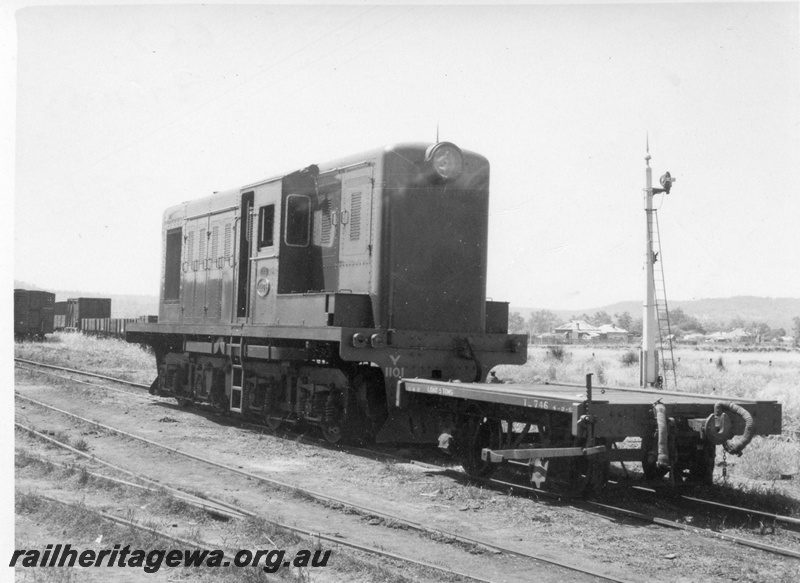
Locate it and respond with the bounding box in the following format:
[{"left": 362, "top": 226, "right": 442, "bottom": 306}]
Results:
[
  {"left": 512, "top": 296, "right": 800, "bottom": 332},
  {"left": 14, "top": 280, "right": 158, "bottom": 319}
]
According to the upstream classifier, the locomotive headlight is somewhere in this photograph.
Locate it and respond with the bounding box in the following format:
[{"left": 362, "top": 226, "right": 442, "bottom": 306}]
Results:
[{"left": 425, "top": 142, "right": 464, "bottom": 181}]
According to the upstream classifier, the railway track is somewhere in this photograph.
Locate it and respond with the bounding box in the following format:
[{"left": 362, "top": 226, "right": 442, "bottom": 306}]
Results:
[
  {"left": 14, "top": 393, "right": 624, "bottom": 582},
  {"left": 14, "top": 367, "right": 626, "bottom": 583},
  {"left": 15, "top": 359, "right": 800, "bottom": 566},
  {"left": 15, "top": 435, "right": 495, "bottom": 583}
]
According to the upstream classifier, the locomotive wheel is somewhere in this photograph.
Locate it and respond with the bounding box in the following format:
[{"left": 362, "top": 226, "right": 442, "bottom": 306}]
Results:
[
  {"left": 210, "top": 392, "right": 228, "bottom": 416},
  {"left": 459, "top": 415, "right": 501, "bottom": 478},
  {"left": 176, "top": 397, "right": 193, "bottom": 408},
  {"left": 264, "top": 415, "right": 283, "bottom": 433},
  {"left": 353, "top": 368, "right": 388, "bottom": 438},
  {"left": 322, "top": 425, "right": 343, "bottom": 444}
]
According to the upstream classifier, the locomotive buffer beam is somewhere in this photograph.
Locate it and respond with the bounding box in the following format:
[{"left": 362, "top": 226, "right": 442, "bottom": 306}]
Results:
[{"left": 482, "top": 445, "right": 607, "bottom": 464}]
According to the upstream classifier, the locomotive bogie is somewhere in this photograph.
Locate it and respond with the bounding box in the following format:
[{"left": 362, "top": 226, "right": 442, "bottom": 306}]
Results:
[{"left": 152, "top": 341, "right": 385, "bottom": 441}]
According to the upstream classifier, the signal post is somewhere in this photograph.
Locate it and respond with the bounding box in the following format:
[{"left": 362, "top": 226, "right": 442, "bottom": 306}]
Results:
[{"left": 640, "top": 146, "right": 674, "bottom": 388}]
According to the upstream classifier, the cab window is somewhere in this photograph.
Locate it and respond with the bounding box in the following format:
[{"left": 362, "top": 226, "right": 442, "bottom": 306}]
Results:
[
  {"left": 285, "top": 195, "right": 310, "bottom": 247},
  {"left": 257, "top": 204, "right": 275, "bottom": 249}
]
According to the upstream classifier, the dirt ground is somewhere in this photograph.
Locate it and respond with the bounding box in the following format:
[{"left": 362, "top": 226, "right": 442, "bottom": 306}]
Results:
[{"left": 13, "top": 363, "right": 800, "bottom": 583}]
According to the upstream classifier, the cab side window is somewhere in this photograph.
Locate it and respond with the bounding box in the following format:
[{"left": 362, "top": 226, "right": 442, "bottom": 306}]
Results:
[
  {"left": 257, "top": 204, "right": 275, "bottom": 249},
  {"left": 285, "top": 195, "right": 310, "bottom": 247}
]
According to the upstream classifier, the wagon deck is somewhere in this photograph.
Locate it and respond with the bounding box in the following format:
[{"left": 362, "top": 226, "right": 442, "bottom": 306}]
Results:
[{"left": 399, "top": 378, "right": 783, "bottom": 440}]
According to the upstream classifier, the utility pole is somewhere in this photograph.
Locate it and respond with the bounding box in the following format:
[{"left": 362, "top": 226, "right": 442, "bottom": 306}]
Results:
[{"left": 640, "top": 141, "right": 674, "bottom": 387}]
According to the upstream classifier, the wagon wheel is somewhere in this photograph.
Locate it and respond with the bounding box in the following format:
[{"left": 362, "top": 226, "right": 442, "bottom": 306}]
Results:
[
  {"left": 458, "top": 415, "right": 502, "bottom": 478},
  {"left": 534, "top": 454, "right": 590, "bottom": 498},
  {"left": 586, "top": 439, "right": 610, "bottom": 496},
  {"left": 530, "top": 436, "right": 609, "bottom": 498},
  {"left": 674, "top": 438, "right": 716, "bottom": 486}
]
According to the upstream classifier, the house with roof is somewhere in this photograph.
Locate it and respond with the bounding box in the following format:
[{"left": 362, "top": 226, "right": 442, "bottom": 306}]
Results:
[
  {"left": 553, "top": 320, "right": 601, "bottom": 343},
  {"left": 598, "top": 324, "right": 629, "bottom": 342},
  {"left": 707, "top": 329, "right": 756, "bottom": 344},
  {"left": 680, "top": 332, "right": 706, "bottom": 345}
]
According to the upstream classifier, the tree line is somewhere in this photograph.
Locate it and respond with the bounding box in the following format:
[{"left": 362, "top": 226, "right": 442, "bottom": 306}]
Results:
[{"left": 509, "top": 309, "right": 800, "bottom": 343}]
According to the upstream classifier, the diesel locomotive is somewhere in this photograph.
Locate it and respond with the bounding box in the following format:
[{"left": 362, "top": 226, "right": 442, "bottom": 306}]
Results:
[
  {"left": 127, "top": 141, "right": 781, "bottom": 494},
  {"left": 127, "top": 142, "right": 527, "bottom": 444}
]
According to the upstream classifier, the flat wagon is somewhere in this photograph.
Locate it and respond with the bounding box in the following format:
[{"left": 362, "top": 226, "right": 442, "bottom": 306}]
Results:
[{"left": 400, "top": 376, "right": 782, "bottom": 493}]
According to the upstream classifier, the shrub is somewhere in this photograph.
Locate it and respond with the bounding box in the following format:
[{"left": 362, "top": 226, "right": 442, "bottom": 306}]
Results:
[
  {"left": 620, "top": 351, "right": 639, "bottom": 367},
  {"left": 594, "top": 362, "right": 607, "bottom": 385},
  {"left": 737, "top": 436, "right": 800, "bottom": 481},
  {"left": 547, "top": 345, "right": 565, "bottom": 361}
]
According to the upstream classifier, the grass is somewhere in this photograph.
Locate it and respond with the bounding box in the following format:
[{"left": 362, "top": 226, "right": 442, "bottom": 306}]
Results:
[{"left": 15, "top": 331, "right": 156, "bottom": 384}]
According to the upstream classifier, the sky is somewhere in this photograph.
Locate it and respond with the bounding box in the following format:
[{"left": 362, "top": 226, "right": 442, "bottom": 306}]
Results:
[{"left": 5, "top": 2, "right": 800, "bottom": 312}]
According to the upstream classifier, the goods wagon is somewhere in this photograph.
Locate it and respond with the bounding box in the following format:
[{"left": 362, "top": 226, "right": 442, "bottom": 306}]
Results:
[
  {"left": 65, "top": 298, "right": 111, "bottom": 331},
  {"left": 82, "top": 316, "right": 156, "bottom": 337},
  {"left": 53, "top": 301, "right": 67, "bottom": 330},
  {"left": 14, "top": 289, "right": 55, "bottom": 339}
]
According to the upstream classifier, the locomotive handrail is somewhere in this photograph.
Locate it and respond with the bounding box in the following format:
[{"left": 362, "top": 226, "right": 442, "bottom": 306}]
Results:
[
  {"left": 185, "top": 203, "right": 239, "bottom": 221},
  {"left": 316, "top": 159, "right": 374, "bottom": 178}
]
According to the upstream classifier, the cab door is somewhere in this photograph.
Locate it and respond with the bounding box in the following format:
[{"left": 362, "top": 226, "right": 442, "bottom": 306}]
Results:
[
  {"left": 338, "top": 167, "right": 374, "bottom": 292},
  {"left": 278, "top": 169, "right": 318, "bottom": 295},
  {"left": 249, "top": 181, "right": 282, "bottom": 324}
]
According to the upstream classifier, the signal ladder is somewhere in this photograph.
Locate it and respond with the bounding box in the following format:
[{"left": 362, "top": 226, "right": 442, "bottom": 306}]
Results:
[{"left": 651, "top": 210, "right": 677, "bottom": 388}]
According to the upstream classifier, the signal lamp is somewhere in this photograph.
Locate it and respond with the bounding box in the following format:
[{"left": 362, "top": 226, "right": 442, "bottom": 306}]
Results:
[
  {"left": 658, "top": 172, "right": 675, "bottom": 194},
  {"left": 425, "top": 142, "right": 464, "bottom": 181}
]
